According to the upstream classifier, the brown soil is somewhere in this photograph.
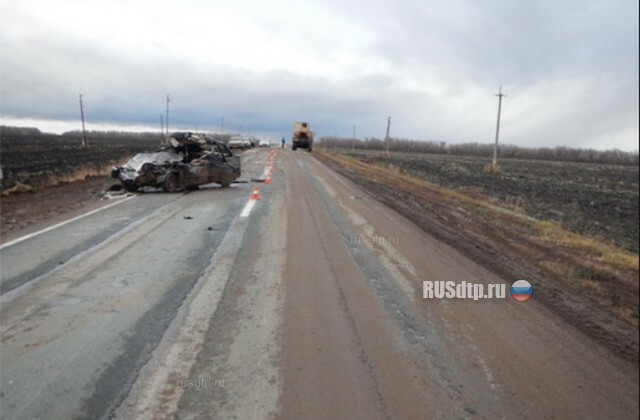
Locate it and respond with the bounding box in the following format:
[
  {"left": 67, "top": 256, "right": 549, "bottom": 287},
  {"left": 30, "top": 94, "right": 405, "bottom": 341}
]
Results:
[
  {"left": 0, "top": 176, "right": 119, "bottom": 244},
  {"left": 338, "top": 150, "right": 639, "bottom": 253},
  {"left": 315, "top": 151, "right": 639, "bottom": 363}
]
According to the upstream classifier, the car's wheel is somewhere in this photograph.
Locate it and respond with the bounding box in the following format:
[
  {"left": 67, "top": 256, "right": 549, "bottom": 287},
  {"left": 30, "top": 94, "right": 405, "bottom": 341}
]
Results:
[
  {"left": 122, "top": 181, "right": 138, "bottom": 193},
  {"left": 307, "top": 146, "right": 312, "bottom": 152},
  {"left": 162, "top": 172, "right": 179, "bottom": 192},
  {"left": 292, "top": 144, "right": 297, "bottom": 151}
]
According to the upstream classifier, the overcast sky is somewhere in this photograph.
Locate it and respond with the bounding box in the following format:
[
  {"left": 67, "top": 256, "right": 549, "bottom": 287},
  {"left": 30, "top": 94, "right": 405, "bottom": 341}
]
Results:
[{"left": 1, "top": 0, "right": 638, "bottom": 150}]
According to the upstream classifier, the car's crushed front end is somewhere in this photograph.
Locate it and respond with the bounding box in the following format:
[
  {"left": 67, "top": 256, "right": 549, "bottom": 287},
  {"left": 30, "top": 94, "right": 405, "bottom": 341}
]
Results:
[{"left": 111, "top": 150, "right": 182, "bottom": 192}]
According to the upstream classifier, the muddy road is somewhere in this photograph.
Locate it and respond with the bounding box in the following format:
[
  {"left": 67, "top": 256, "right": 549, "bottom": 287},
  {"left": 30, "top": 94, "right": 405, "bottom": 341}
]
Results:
[{"left": 0, "top": 148, "right": 637, "bottom": 419}]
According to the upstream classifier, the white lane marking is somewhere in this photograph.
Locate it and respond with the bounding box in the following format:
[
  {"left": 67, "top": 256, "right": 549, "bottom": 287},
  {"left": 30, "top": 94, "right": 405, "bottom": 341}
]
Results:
[
  {"left": 240, "top": 199, "right": 256, "bottom": 218},
  {"left": 0, "top": 196, "right": 176, "bottom": 305},
  {"left": 0, "top": 195, "right": 135, "bottom": 250}
]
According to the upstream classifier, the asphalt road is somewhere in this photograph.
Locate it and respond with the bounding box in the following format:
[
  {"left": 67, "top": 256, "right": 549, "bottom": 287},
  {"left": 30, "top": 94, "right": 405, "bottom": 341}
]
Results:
[{"left": 0, "top": 148, "right": 637, "bottom": 419}]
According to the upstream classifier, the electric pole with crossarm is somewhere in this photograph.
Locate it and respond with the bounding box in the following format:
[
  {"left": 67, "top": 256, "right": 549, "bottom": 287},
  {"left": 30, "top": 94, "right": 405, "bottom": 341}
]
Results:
[{"left": 492, "top": 86, "right": 506, "bottom": 170}]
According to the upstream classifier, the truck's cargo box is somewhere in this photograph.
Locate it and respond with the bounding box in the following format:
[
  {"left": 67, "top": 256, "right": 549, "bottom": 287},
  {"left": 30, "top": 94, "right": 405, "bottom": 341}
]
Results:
[
  {"left": 293, "top": 122, "right": 313, "bottom": 139},
  {"left": 292, "top": 122, "right": 314, "bottom": 151}
]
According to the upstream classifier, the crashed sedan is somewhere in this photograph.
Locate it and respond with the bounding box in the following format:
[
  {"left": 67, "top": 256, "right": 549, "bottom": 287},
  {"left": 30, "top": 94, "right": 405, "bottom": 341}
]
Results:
[{"left": 111, "top": 132, "right": 241, "bottom": 192}]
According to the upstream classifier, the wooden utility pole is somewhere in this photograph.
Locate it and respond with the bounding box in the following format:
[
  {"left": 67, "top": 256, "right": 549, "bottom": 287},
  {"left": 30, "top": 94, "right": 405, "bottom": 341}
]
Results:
[
  {"left": 165, "top": 94, "right": 170, "bottom": 137},
  {"left": 352, "top": 125, "right": 356, "bottom": 151},
  {"left": 493, "top": 86, "right": 506, "bottom": 169},
  {"left": 220, "top": 116, "right": 224, "bottom": 134},
  {"left": 384, "top": 116, "right": 391, "bottom": 156},
  {"left": 79, "top": 94, "right": 87, "bottom": 147}
]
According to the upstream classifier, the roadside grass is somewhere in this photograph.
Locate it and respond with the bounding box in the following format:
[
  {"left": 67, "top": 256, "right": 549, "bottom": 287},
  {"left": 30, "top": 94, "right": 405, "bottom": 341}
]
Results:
[
  {"left": 315, "top": 150, "right": 639, "bottom": 330},
  {"left": 536, "top": 221, "right": 639, "bottom": 271}
]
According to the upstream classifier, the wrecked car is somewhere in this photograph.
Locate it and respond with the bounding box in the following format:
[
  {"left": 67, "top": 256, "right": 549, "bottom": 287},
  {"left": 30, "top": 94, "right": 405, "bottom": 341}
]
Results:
[{"left": 111, "top": 132, "right": 241, "bottom": 192}]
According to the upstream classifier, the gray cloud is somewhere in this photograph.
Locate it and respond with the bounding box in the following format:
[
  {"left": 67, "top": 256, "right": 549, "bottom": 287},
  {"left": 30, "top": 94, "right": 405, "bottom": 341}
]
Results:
[{"left": 1, "top": 0, "right": 637, "bottom": 150}]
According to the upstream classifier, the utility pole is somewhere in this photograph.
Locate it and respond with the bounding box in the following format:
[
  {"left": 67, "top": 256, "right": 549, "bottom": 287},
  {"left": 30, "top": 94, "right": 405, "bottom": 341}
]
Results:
[
  {"left": 220, "top": 116, "right": 224, "bottom": 134},
  {"left": 165, "top": 94, "right": 170, "bottom": 137},
  {"left": 352, "top": 125, "right": 356, "bottom": 151},
  {"left": 493, "top": 86, "right": 506, "bottom": 170},
  {"left": 384, "top": 116, "right": 391, "bottom": 156},
  {"left": 79, "top": 94, "right": 87, "bottom": 147}
]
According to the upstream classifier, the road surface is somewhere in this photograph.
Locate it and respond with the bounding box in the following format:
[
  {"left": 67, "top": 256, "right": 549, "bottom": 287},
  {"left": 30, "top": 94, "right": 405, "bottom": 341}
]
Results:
[{"left": 1, "top": 148, "right": 637, "bottom": 419}]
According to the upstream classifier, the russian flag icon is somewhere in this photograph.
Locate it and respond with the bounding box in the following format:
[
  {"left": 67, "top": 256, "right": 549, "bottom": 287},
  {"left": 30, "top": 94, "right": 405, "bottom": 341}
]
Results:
[{"left": 510, "top": 280, "right": 533, "bottom": 302}]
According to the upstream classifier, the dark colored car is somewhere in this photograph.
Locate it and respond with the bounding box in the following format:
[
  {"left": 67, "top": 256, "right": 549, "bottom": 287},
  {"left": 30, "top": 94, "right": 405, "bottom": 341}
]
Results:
[{"left": 111, "top": 132, "right": 241, "bottom": 192}]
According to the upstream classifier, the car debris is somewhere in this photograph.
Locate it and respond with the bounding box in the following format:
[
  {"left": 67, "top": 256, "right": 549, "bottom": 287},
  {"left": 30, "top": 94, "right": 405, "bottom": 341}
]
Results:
[{"left": 111, "top": 132, "right": 241, "bottom": 192}]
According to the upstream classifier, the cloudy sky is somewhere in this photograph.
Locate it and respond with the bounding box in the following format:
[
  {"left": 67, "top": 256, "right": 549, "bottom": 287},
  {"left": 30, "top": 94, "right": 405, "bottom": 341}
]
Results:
[{"left": 1, "top": 0, "right": 638, "bottom": 150}]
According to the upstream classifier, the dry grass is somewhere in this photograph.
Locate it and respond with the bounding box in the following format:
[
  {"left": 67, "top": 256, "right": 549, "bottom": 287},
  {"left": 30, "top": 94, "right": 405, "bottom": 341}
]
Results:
[
  {"left": 483, "top": 163, "right": 502, "bottom": 173},
  {"left": 9, "top": 158, "right": 129, "bottom": 192},
  {"left": 324, "top": 150, "right": 638, "bottom": 271},
  {"left": 537, "top": 222, "right": 639, "bottom": 271}
]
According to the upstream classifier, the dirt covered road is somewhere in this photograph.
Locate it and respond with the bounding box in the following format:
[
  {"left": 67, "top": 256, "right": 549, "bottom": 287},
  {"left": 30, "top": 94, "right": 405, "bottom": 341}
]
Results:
[
  {"left": 0, "top": 148, "right": 638, "bottom": 419},
  {"left": 1, "top": 176, "right": 119, "bottom": 243}
]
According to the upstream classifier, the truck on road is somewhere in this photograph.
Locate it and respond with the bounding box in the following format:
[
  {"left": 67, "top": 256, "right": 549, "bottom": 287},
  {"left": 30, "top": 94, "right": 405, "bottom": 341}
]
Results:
[{"left": 292, "top": 121, "right": 313, "bottom": 151}]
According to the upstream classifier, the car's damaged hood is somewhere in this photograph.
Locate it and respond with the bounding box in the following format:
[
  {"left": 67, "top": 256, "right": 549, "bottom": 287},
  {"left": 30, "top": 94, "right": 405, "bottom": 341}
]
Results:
[{"left": 123, "top": 151, "right": 183, "bottom": 172}]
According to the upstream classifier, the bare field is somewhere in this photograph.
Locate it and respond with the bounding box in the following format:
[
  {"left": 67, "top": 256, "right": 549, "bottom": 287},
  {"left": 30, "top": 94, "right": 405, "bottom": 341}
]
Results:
[
  {"left": 0, "top": 132, "right": 162, "bottom": 190},
  {"left": 316, "top": 150, "right": 639, "bottom": 362},
  {"left": 336, "top": 149, "right": 639, "bottom": 253}
]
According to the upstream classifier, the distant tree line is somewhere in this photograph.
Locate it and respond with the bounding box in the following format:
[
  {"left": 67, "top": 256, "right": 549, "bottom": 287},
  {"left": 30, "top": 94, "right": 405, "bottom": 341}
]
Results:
[
  {"left": 1, "top": 126, "right": 43, "bottom": 136},
  {"left": 2, "top": 126, "right": 636, "bottom": 165},
  {"left": 1, "top": 126, "right": 164, "bottom": 146},
  {"left": 62, "top": 130, "right": 164, "bottom": 143},
  {"left": 318, "top": 136, "right": 639, "bottom": 166},
  {"left": 1, "top": 126, "right": 234, "bottom": 145}
]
